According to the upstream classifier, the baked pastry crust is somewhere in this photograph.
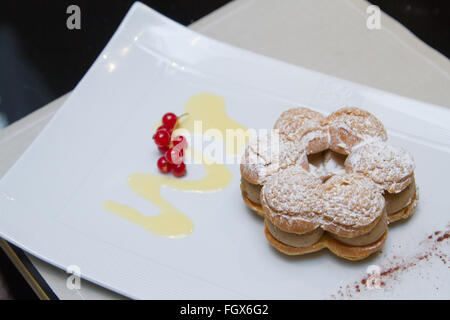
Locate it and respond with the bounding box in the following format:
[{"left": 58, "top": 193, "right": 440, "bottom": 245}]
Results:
[
  {"left": 262, "top": 169, "right": 323, "bottom": 234},
  {"left": 345, "top": 141, "right": 415, "bottom": 193},
  {"left": 240, "top": 132, "right": 309, "bottom": 185},
  {"left": 327, "top": 107, "right": 387, "bottom": 155},
  {"left": 320, "top": 174, "right": 385, "bottom": 237},
  {"left": 241, "top": 183, "right": 265, "bottom": 217},
  {"left": 274, "top": 107, "right": 329, "bottom": 154},
  {"left": 388, "top": 191, "right": 418, "bottom": 223},
  {"left": 265, "top": 221, "right": 388, "bottom": 261}
]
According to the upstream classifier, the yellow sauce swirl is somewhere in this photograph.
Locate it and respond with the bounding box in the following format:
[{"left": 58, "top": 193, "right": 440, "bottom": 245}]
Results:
[{"left": 103, "top": 93, "right": 248, "bottom": 238}]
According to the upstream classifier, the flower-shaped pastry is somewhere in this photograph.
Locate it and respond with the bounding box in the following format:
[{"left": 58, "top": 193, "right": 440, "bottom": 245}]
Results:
[{"left": 240, "top": 107, "right": 418, "bottom": 260}]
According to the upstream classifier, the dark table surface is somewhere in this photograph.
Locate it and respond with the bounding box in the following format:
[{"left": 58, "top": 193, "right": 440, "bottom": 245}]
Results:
[{"left": 0, "top": 0, "right": 448, "bottom": 299}]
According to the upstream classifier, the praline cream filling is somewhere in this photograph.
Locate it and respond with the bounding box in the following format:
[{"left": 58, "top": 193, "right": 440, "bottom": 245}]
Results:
[
  {"left": 266, "top": 209, "right": 388, "bottom": 248},
  {"left": 384, "top": 178, "right": 416, "bottom": 215},
  {"left": 331, "top": 210, "right": 387, "bottom": 246},
  {"left": 265, "top": 219, "right": 324, "bottom": 248},
  {"left": 241, "top": 178, "right": 262, "bottom": 205}
]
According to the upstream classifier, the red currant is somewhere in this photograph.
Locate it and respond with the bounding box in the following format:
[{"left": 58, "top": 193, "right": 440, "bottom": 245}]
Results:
[
  {"left": 172, "top": 135, "right": 187, "bottom": 148},
  {"left": 153, "top": 129, "right": 171, "bottom": 147},
  {"left": 153, "top": 127, "right": 171, "bottom": 139},
  {"left": 156, "top": 124, "right": 172, "bottom": 134},
  {"left": 155, "top": 113, "right": 190, "bottom": 176},
  {"left": 162, "top": 112, "right": 177, "bottom": 129},
  {"left": 157, "top": 156, "right": 172, "bottom": 173},
  {"left": 158, "top": 145, "right": 170, "bottom": 154},
  {"left": 172, "top": 162, "right": 186, "bottom": 177},
  {"left": 165, "top": 147, "right": 184, "bottom": 165}
]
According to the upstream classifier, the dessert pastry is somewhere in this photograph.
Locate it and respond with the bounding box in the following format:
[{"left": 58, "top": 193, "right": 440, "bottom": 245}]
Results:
[
  {"left": 345, "top": 141, "right": 418, "bottom": 222},
  {"left": 327, "top": 107, "right": 387, "bottom": 155},
  {"left": 239, "top": 105, "right": 418, "bottom": 260},
  {"left": 240, "top": 131, "right": 309, "bottom": 217},
  {"left": 274, "top": 107, "right": 329, "bottom": 154},
  {"left": 262, "top": 171, "right": 388, "bottom": 260}
]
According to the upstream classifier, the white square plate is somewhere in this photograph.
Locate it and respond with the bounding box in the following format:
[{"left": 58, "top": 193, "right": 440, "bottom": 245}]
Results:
[{"left": 1, "top": 2, "right": 449, "bottom": 299}]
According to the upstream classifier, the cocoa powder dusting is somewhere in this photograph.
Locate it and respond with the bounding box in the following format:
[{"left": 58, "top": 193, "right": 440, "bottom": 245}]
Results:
[
  {"left": 437, "top": 232, "right": 449, "bottom": 242},
  {"left": 333, "top": 225, "right": 450, "bottom": 299}
]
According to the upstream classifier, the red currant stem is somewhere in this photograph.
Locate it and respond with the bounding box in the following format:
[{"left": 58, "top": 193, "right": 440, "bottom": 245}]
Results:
[{"left": 177, "top": 113, "right": 189, "bottom": 120}]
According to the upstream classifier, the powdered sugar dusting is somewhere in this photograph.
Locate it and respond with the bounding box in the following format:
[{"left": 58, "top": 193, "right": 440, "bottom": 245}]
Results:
[
  {"left": 327, "top": 107, "right": 388, "bottom": 154},
  {"left": 263, "top": 168, "right": 322, "bottom": 220},
  {"left": 241, "top": 131, "right": 308, "bottom": 184},
  {"left": 262, "top": 170, "right": 385, "bottom": 230},
  {"left": 321, "top": 174, "right": 385, "bottom": 227},
  {"left": 274, "top": 107, "right": 326, "bottom": 141},
  {"left": 345, "top": 140, "right": 415, "bottom": 193},
  {"left": 328, "top": 107, "right": 387, "bottom": 141},
  {"left": 273, "top": 107, "right": 329, "bottom": 154}
]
